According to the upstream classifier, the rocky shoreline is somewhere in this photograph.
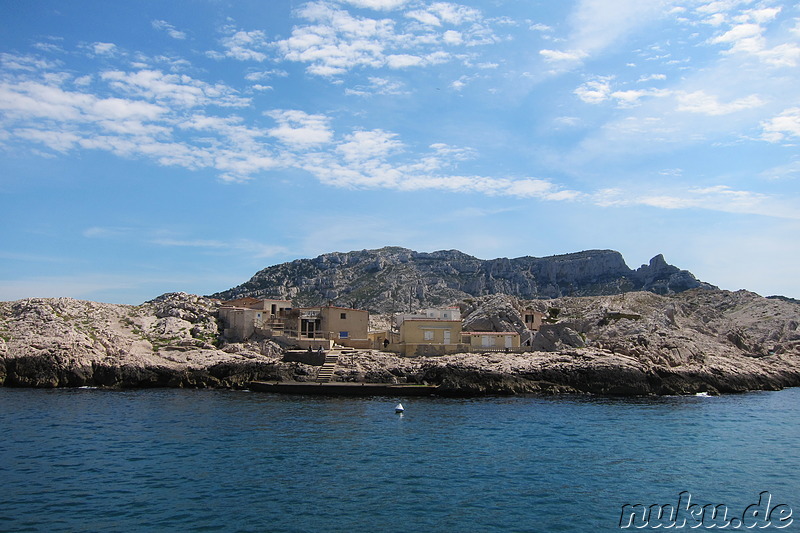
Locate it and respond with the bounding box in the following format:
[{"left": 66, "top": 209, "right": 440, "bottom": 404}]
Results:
[{"left": 1, "top": 290, "right": 799, "bottom": 396}]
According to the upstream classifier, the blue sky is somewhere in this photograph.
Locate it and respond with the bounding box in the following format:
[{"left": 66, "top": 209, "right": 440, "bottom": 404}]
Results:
[{"left": 1, "top": 0, "right": 799, "bottom": 304}]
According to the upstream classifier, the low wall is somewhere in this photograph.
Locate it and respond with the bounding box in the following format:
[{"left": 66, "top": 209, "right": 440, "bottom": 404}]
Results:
[
  {"left": 386, "top": 343, "right": 469, "bottom": 357},
  {"left": 282, "top": 350, "right": 327, "bottom": 366},
  {"left": 337, "top": 338, "right": 371, "bottom": 349}
]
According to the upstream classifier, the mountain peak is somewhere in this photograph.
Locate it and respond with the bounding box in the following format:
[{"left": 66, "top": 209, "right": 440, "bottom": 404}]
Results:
[{"left": 211, "top": 248, "right": 713, "bottom": 312}]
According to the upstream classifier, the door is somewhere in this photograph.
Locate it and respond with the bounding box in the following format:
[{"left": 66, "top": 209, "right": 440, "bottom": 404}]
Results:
[{"left": 443, "top": 330, "right": 451, "bottom": 345}]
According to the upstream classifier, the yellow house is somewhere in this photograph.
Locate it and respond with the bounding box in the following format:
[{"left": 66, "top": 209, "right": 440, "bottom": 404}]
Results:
[
  {"left": 462, "top": 331, "right": 521, "bottom": 351},
  {"left": 522, "top": 309, "right": 544, "bottom": 331},
  {"left": 218, "top": 298, "right": 294, "bottom": 341},
  {"left": 396, "top": 318, "right": 463, "bottom": 356},
  {"left": 284, "top": 305, "right": 370, "bottom": 349},
  {"left": 319, "top": 305, "right": 369, "bottom": 348}
]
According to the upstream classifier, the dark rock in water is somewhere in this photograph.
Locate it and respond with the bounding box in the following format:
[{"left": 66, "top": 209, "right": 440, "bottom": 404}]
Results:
[{"left": 209, "top": 247, "right": 715, "bottom": 312}]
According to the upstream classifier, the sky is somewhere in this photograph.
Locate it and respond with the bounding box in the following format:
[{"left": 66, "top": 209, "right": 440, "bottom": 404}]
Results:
[{"left": 1, "top": 0, "right": 799, "bottom": 304}]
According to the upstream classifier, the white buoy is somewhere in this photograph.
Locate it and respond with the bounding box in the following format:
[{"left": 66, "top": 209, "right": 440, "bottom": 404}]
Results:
[{"left": 395, "top": 402, "right": 404, "bottom": 414}]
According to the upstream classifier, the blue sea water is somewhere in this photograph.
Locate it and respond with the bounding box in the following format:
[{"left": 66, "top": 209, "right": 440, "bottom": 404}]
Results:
[{"left": 0, "top": 387, "right": 798, "bottom": 533}]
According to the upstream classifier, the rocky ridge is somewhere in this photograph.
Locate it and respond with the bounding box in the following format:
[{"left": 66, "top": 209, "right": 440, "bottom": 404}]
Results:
[
  {"left": 1, "top": 289, "right": 799, "bottom": 395},
  {"left": 211, "top": 247, "right": 714, "bottom": 313},
  {"left": 0, "top": 293, "right": 297, "bottom": 388}
]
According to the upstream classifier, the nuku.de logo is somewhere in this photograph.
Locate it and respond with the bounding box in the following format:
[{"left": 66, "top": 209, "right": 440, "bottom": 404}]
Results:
[{"left": 619, "top": 491, "right": 793, "bottom": 529}]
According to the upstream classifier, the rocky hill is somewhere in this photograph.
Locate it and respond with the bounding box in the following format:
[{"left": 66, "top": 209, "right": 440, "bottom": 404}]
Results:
[
  {"left": 211, "top": 247, "right": 713, "bottom": 312},
  {"left": 2, "top": 289, "right": 798, "bottom": 396},
  {"left": 0, "top": 293, "right": 290, "bottom": 389}
]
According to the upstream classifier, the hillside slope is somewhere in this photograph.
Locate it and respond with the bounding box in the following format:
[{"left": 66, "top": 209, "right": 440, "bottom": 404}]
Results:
[
  {"left": 2, "top": 289, "right": 798, "bottom": 395},
  {"left": 211, "top": 247, "right": 713, "bottom": 312}
]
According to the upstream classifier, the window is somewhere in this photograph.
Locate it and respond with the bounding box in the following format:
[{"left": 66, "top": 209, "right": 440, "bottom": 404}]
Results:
[
  {"left": 339, "top": 331, "right": 349, "bottom": 339},
  {"left": 340, "top": 312, "right": 347, "bottom": 320},
  {"left": 424, "top": 330, "right": 434, "bottom": 341}
]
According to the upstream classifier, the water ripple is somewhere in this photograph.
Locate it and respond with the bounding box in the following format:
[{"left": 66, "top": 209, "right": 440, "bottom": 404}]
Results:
[{"left": 1, "top": 388, "right": 798, "bottom": 532}]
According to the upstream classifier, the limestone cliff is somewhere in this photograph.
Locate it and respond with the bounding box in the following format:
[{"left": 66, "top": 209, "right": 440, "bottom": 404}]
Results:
[
  {"left": 211, "top": 247, "right": 714, "bottom": 312},
  {"left": 0, "top": 293, "right": 301, "bottom": 388},
  {"left": 2, "top": 288, "right": 798, "bottom": 396}
]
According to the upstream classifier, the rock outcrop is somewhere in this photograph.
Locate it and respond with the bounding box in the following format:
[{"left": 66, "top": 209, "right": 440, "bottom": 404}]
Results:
[
  {"left": 0, "top": 293, "right": 308, "bottom": 389},
  {"left": 210, "top": 247, "right": 714, "bottom": 313},
  {"left": 2, "top": 288, "right": 799, "bottom": 396}
]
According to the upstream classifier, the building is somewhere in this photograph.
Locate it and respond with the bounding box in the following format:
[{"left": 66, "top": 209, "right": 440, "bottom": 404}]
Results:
[
  {"left": 394, "top": 307, "right": 461, "bottom": 328},
  {"left": 218, "top": 298, "right": 294, "bottom": 341},
  {"left": 522, "top": 309, "right": 544, "bottom": 332},
  {"left": 396, "top": 318, "right": 463, "bottom": 356},
  {"left": 283, "top": 304, "right": 370, "bottom": 349},
  {"left": 462, "top": 331, "right": 521, "bottom": 351},
  {"left": 383, "top": 306, "right": 465, "bottom": 356}
]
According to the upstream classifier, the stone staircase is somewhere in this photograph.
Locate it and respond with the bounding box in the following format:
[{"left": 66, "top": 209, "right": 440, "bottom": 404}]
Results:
[{"left": 316, "top": 351, "right": 340, "bottom": 383}]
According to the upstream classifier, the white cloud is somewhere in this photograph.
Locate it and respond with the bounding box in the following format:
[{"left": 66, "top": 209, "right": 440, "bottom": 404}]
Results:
[
  {"left": 0, "top": 79, "right": 168, "bottom": 126},
  {"left": 91, "top": 42, "right": 117, "bottom": 56},
  {"left": 83, "top": 226, "right": 133, "bottom": 238},
  {"left": 428, "top": 3, "right": 481, "bottom": 25},
  {"left": 407, "top": 3, "right": 481, "bottom": 27},
  {"left": 540, "top": 48, "right": 588, "bottom": 64},
  {"left": 151, "top": 238, "right": 288, "bottom": 258},
  {"left": 760, "top": 107, "right": 800, "bottom": 143},
  {"left": 676, "top": 90, "right": 764, "bottom": 115},
  {"left": 101, "top": 69, "right": 250, "bottom": 108},
  {"left": 386, "top": 54, "right": 423, "bottom": 68},
  {"left": 266, "top": 110, "right": 334, "bottom": 147},
  {"left": 703, "top": 5, "right": 800, "bottom": 67},
  {"left": 554, "top": 116, "right": 581, "bottom": 127},
  {"left": 406, "top": 9, "right": 442, "bottom": 26},
  {"left": 1, "top": 52, "right": 61, "bottom": 72},
  {"left": 450, "top": 76, "right": 467, "bottom": 91},
  {"left": 551, "top": 0, "right": 678, "bottom": 69},
  {"left": 637, "top": 73, "right": 667, "bottom": 82},
  {"left": 530, "top": 23, "right": 553, "bottom": 33},
  {"left": 443, "top": 30, "right": 463, "bottom": 45},
  {"left": 342, "top": 0, "right": 409, "bottom": 10},
  {"left": 760, "top": 159, "right": 800, "bottom": 181},
  {"left": 274, "top": 1, "right": 495, "bottom": 76},
  {"left": 151, "top": 20, "right": 187, "bottom": 40},
  {"left": 574, "top": 77, "right": 613, "bottom": 103},
  {"left": 336, "top": 129, "right": 403, "bottom": 160},
  {"left": 592, "top": 184, "right": 799, "bottom": 219},
  {"left": 244, "top": 69, "right": 289, "bottom": 81},
  {"left": 611, "top": 88, "right": 671, "bottom": 107},
  {"left": 344, "top": 76, "right": 408, "bottom": 96},
  {"left": 219, "top": 29, "right": 270, "bottom": 62},
  {"left": 14, "top": 128, "right": 82, "bottom": 152}
]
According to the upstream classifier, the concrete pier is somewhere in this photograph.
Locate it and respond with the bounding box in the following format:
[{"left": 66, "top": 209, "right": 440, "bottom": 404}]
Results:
[{"left": 247, "top": 381, "right": 440, "bottom": 397}]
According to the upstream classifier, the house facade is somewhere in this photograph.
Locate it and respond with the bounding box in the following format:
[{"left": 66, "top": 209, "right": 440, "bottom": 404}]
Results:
[
  {"left": 522, "top": 309, "right": 544, "bottom": 332},
  {"left": 386, "top": 305, "right": 466, "bottom": 356},
  {"left": 282, "top": 304, "right": 370, "bottom": 349},
  {"left": 462, "top": 331, "right": 521, "bottom": 350},
  {"left": 218, "top": 298, "right": 293, "bottom": 341}
]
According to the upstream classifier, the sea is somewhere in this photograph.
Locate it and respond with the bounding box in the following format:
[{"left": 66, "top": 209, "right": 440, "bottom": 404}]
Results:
[{"left": 1, "top": 387, "right": 798, "bottom": 533}]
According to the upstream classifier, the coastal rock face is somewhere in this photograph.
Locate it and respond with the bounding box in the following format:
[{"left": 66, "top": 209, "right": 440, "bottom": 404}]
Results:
[
  {"left": 0, "top": 293, "right": 305, "bottom": 389},
  {"left": 2, "top": 288, "right": 799, "bottom": 396},
  {"left": 329, "top": 289, "right": 800, "bottom": 395},
  {"left": 210, "top": 247, "right": 714, "bottom": 313}
]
